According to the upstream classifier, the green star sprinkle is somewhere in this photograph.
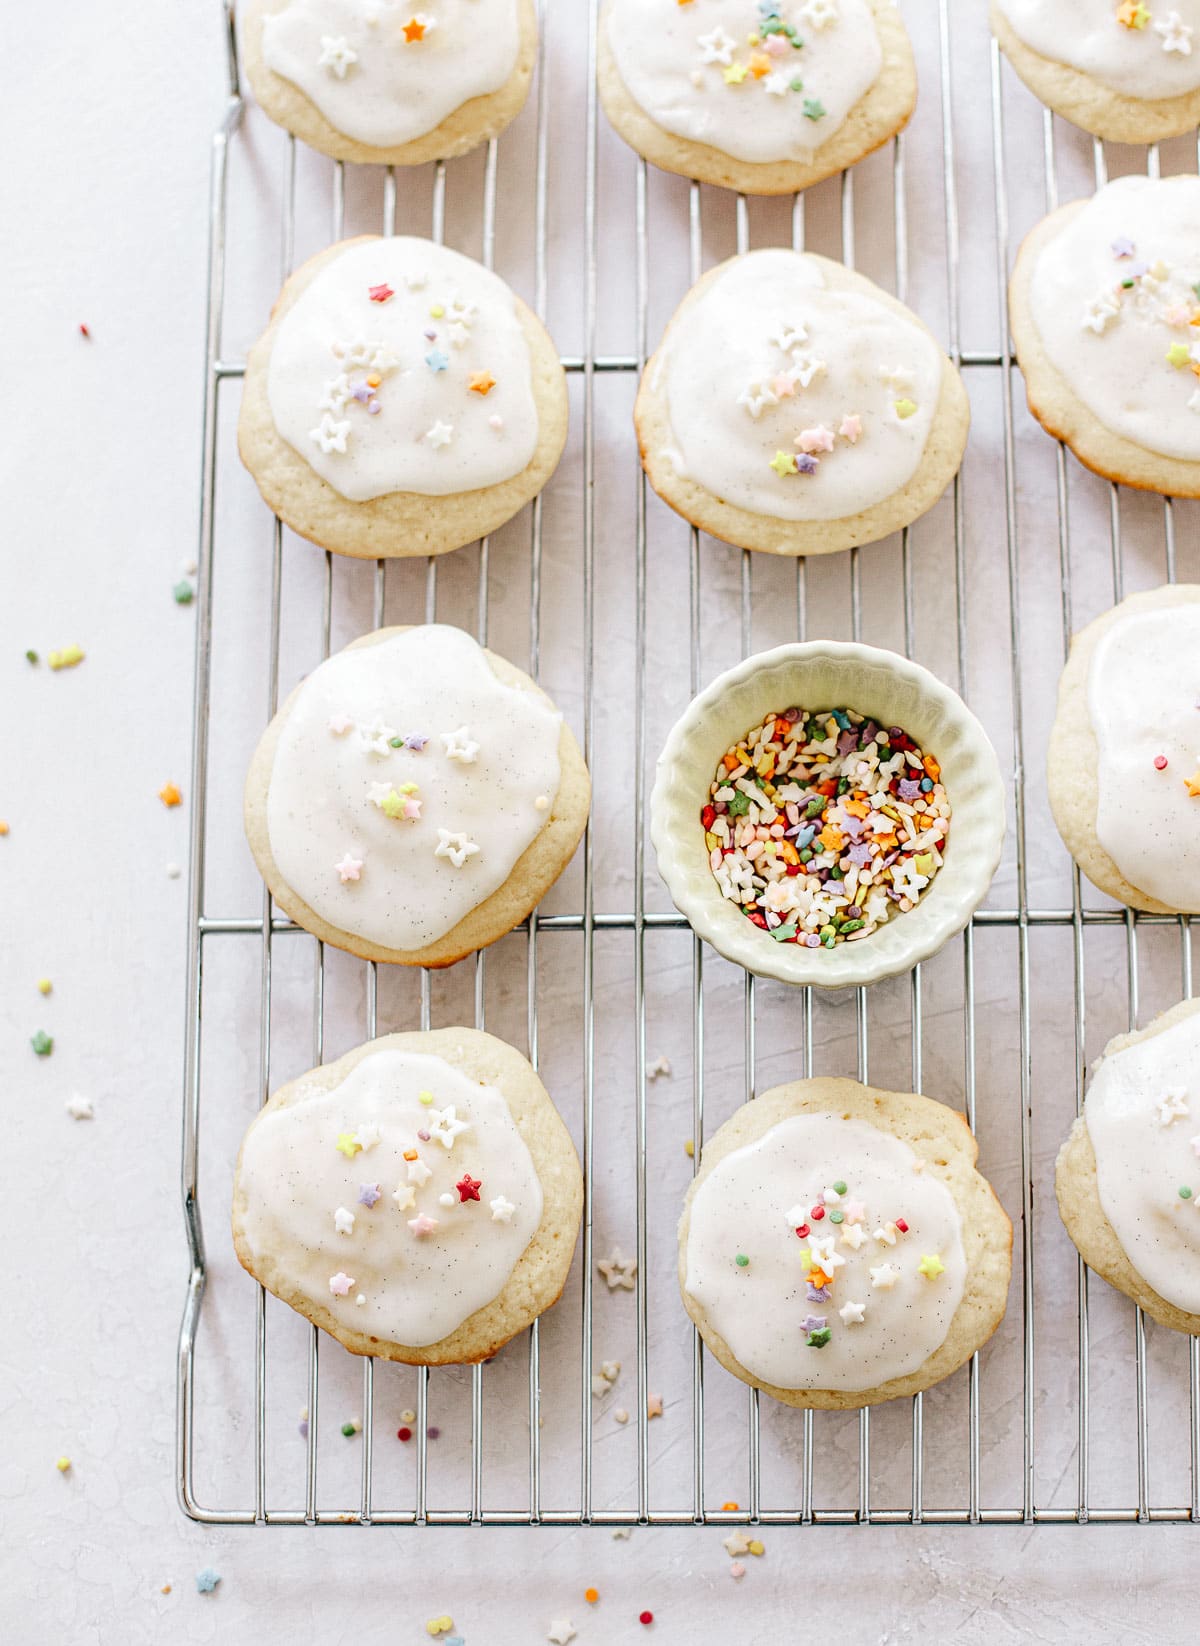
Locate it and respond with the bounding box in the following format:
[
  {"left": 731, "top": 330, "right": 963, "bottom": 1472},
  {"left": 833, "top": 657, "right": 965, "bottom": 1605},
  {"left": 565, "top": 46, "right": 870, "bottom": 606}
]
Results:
[
  {"left": 31, "top": 1030, "right": 53, "bottom": 1057},
  {"left": 806, "top": 1328, "right": 832, "bottom": 1348},
  {"left": 173, "top": 580, "right": 195, "bottom": 605},
  {"left": 803, "top": 98, "right": 825, "bottom": 121}
]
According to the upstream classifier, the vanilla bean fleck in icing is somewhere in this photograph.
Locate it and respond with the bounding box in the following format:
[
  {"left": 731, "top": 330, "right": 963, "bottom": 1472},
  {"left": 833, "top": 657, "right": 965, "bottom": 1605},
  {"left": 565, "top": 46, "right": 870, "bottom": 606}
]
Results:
[
  {"left": 237, "top": 1050, "right": 543, "bottom": 1345},
  {"left": 996, "top": 0, "right": 1199, "bottom": 99},
  {"left": 1085, "top": 1008, "right": 1200, "bottom": 1314},
  {"left": 260, "top": 0, "right": 522, "bottom": 149},
  {"left": 607, "top": 0, "right": 882, "bottom": 164},
  {"left": 684, "top": 1113, "right": 966, "bottom": 1391},
  {"left": 655, "top": 250, "right": 942, "bottom": 521},
  {"left": 266, "top": 625, "right": 562, "bottom": 949},
  {"left": 1028, "top": 175, "right": 1200, "bottom": 461},
  {"left": 267, "top": 238, "right": 540, "bottom": 501},
  {"left": 1086, "top": 602, "right": 1200, "bottom": 911}
]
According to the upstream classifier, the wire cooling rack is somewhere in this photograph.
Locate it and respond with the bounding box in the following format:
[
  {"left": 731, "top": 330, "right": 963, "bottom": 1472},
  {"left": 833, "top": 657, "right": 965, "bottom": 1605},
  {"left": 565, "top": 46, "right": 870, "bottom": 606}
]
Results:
[{"left": 178, "top": 0, "right": 1200, "bottom": 1525}]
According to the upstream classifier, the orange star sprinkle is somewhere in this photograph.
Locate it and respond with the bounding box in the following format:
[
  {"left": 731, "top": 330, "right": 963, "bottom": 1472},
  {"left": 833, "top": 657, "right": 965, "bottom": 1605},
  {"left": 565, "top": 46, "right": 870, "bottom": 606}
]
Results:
[
  {"left": 159, "top": 783, "right": 182, "bottom": 808},
  {"left": 402, "top": 16, "right": 426, "bottom": 41},
  {"left": 468, "top": 372, "right": 497, "bottom": 396},
  {"left": 1186, "top": 770, "right": 1200, "bottom": 798},
  {"left": 748, "top": 51, "right": 772, "bottom": 77},
  {"left": 818, "top": 825, "right": 844, "bottom": 853}
]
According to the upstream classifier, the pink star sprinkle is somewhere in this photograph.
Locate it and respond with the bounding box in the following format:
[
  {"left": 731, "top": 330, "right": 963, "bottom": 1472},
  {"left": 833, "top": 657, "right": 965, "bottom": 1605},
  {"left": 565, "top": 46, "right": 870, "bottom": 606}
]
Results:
[
  {"left": 328, "top": 714, "right": 353, "bottom": 735},
  {"left": 843, "top": 1200, "right": 866, "bottom": 1225},
  {"left": 796, "top": 425, "right": 835, "bottom": 454},
  {"left": 838, "top": 413, "right": 862, "bottom": 443},
  {"left": 329, "top": 1272, "right": 355, "bottom": 1296},
  {"left": 403, "top": 797, "right": 422, "bottom": 821},
  {"left": 772, "top": 372, "right": 799, "bottom": 399},
  {"left": 368, "top": 283, "right": 394, "bottom": 303},
  {"left": 335, "top": 853, "right": 363, "bottom": 883},
  {"left": 408, "top": 1214, "right": 439, "bottom": 1237},
  {"left": 764, "top": 33, "right": 788, "bottom": 54}
]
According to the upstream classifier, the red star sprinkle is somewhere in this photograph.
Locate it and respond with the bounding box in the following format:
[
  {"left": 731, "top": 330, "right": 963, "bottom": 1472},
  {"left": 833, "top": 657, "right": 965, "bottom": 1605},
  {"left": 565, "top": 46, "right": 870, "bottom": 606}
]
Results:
[
  {"left": 369, "top": 283, "right": 394, "bottom": 303},
  {"left": 456, "top": 1173, "right": 482, "bottom": 1203}
]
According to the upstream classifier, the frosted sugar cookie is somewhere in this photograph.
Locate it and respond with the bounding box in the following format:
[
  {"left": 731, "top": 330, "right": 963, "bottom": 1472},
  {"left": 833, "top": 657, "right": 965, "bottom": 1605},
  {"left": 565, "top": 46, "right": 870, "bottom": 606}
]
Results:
[
  {"left": 238, "top": 235, "right": 568, "bottom": 559},
  {"left": 1010, "top": 174, "right": 1200, "bottom": 498},
  {"left": 992, "top": 0, "right": 1200, "bottom": 143},
  {"left": 240, "top": 0, "right": 536, "bottom": 165},
  {"left": 598, "top": 0, "right": 916, "bottom": 196},
  {"left": 635, "top": 249, "right": 969, "bottom": 556},
  {"left": 678, "top": 1079, "right": 1011, "bottom": 1409},
  {"left": 232, "top": 1028, "right": 583, "bottom": 1363},
  {"left": 1057, "top": 997, "right": 1200, "bottom": 1333},
  {"left": 1047, "top": 585, "right": 1200, "bottom": 913},
  {"left": 243, "top": 624, "right": 590, "bottom": 966}
]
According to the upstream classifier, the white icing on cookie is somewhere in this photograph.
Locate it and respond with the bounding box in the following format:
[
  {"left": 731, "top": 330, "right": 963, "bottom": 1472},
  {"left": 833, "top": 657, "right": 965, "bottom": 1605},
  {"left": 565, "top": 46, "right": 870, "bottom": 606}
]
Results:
[
  {"left": 237, "top": 1049, "right": 543, "bottom": 1346},
  {"left": 1087, "top": 602, "right": 1200, "bottom": 911},
  {"left": 655, "top": 250, "right": 942, "bottom": 521},
  {"left": 1086, "top": 1008, "right": 1200, "bottom": 1315},
  {"left": 260, "top": 0, "right": 522, "bottom": 149},
  {"left": 684, "top": 1113, "right": 966, "bottom": 1392},
  {"left": 1028, "top": 176, "right": 1200, "bottom": 463},
  {"left": 996, "top": 0, "right": 1200, "bottom": 100},
  {"left": 267, "top": 238, "right": 540, "bottom": 502},
  {"left": 266, "top": 626, "right": 562, "bottom": 949},
  {"left": 607, "top": 0, "right": 883, "bottom": 164}
]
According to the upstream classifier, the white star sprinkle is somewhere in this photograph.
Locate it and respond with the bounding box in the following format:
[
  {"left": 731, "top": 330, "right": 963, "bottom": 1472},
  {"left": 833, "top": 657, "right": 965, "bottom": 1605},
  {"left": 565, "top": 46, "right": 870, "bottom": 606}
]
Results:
[
  {"left": 839, "top": 1299, "right": 866, "bottom": 1325},
  {"left": 66, "top": 1093, "right": 93, "bottom": 1120},
  {"left": 597, "top": 1248, "right": 638, "bottom": 1290},
  {"left": 405, "top": 270, "right": 429, "bottom": 291},
  {"left": 328, "top": 713, "right": 353, "bottom": 735},
  {"left": 547, "top": 1623, "right": 577, "bottom": 1646},
  {"left": 435, "top": 828, "right": 480, "bottom": 868},
  {"left": 360, "top": 716, "right": 398, "bottom": 756},
  {"left": 318, "top": 34, "right": 358, "bottom": 77},
  {"left": 839, "top": 1223, "right": 867, "bottom": 1251},
  {"left": 1157, "top": 1088, "right": 1190, "bottom": 1126},
  {"left": 440, "top": 726, "right": 480, "bottom": 763},
  {"left": 318, "top": 373, "right": 352, "bottom": 414},
  {"left": 770, "top": 319, "right": 809, "bottom": 353},
  {"left": 392, "top": 1183, "right": 416, "bottom": 1211},
  {"left": 809, "top": 1235, "right": 845, "bottom": 1273},
  {"left": 354, "top": 1122, "right": 380, "bottom": 1151},
  {"left": 1155, "top": 9, "right": 1194, "bottom": 51},
  {"left": 1081, "top": 292, "right": 1121, "bottom": 334},
  {"left": 490, "top": 1195, "right": 516, "bottom": 1222},
  {"left": 407, "top": 1158, "right": 433, "bottom": 1186},
  {"left": 872, "top": 1223, "right": 898, "bottom": 1247},
  {"left": 426, "top": 1104, "right": 472, "bottom": 1150},
  {"left": 697, "top": 25, "right": 736, "bottom": 64},
  {"left": 763, "top": 70, "right": 792, "bottom": 96},
  {"left": 878, "top": 364, "right": 913, "bottom": 394},
  {"left": 723, "top": 1530, "right": 752, "bottom": 1557},
  {"left": 424, "top": 420, "right": 454, "bottom": 449},
  {"left": 790, "top": 352, "right": 827, "bottom": 388},
  {"left": 310, "top": 413, "right": 351, "bottom": 454},
  {"left": 334, "top": 1207, "right": 356, "bottom": 1235},
  {"left": 446, "top": 321, "right": 471, "bottom": 348},
  {"left": 799, "top": 0, "right": 839, "bottom": 28},
  {"left": 869, "top": 1263, "right": 899, "bottom": 1289},
  {"left": 737, "top": 380, "right": 780, "bottom": 419}
]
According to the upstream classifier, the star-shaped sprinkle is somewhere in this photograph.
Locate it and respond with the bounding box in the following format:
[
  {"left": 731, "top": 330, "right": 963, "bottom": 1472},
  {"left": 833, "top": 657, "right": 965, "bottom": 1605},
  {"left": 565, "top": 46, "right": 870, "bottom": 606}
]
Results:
[
  {"left": 468, "top": 372, "right": 496, "bottom": 396},
  {"left": 800, "top": 1313, "right": 827, "bottom": 1332},
  {"left": 329, "top": 1271, "right": 355, "bottom": 1295},
  {"left": 647, "top": 1393, "right": 664, "bottom": 1418},
  {"left": 791, "top": 352, "right": 827, "bottom": 387},
  {"left": 799, "top": 0, "right": 839, "bottom": 27},
  {"left": 873, "top": 1223, "right": 898, "bottom": 1246},
  {"left": 425, "top": 349, "right": 450, "bottom": 373},
  {"left": 456, "top": 1173, "right": 482, "bottom": 1203},
  {"left": 769, "top": 319, "right": 808, "bottom": 353},
  {"left": 402, "top": 16, "right": 427, "bottom": 41},
  {"left": 918, "top": 1253, "right": 946, "bottom": 1280},
  {"left": 159, "top": 782, "right": 182, "bottom": 808},
  {"left": 839, "top": 1299, "right": 866, "bottom": 1324},
  {"left": 392, "top": 1183, "right": 416, "bottom": 1210},
  {"left": 809, "top": 1236, "right": 845, "bottom": 1273},
  {"left": 894, "top": 398, "right": 918, "bottom": 420},
  {"left": 333, "top": 1205, "right": 356, "bottom": 1236},
  {"left": 796, "top": 424, "right": 835, "bottom": 454},
  {"left": 698, "top": 25, "right": 736, "bottom": 63},
  {"left": 435, "top": 829, "right": 480, "bottom": 868},
  {"left": 440, "top": 726, "right": 480, "bottom": 763},
  {"left": 547, "top": 1622, "right": 577, "bottom": 1646},
  {"left": 869, "top": 1263, "right": 899, "bottom": 1289},
  {"left": 724, "top": 60, "right": 750, "bottom": 83},
  {"left": 424, "top": 420, "right": 454, "bottom": 448},
  {"left": 1155, "top": 10, "right": 1194, "bottom": 50},
  {"left": 354, "top": 1122, "right": 380, "bottom": 1151},
  {"left": 335, "top": 852, "right": 363, "bottom": 883},
  {"left": 878, "top": 364, "right": 912, "bottom": 394},
  {"left": 66, "top": 1093, "right": 93, "bottom": 1120},
  {"left": 840, "top": 1223, "right": 867, "bottom": 1251},
  {"left": 839, "top": 413, "right": 862, "bottom": 442},
  {"left": 769, "top": 449, "right": 797, "bottom": 477},
  {"left": 736, "top": 380, "right": 779, "bottom": 418},
  {"left": 1158, "top": 1087, "right": 1190, "bottom": 1125},
  {"left": 1117, "top": 0, "right": 1150, "bottom": 26},
  {"left": 328, "top": 713, "right": 353, "bottom": 735},
  {"left": 1111, "top": 236, "right": 1136, "bottom": 260},
  {"left": 763, "top": 70, "right": 791, "bottom": 94},
  {"left": 195, "top": 1568, "right": 221, "bottom": 1594},
  {"left": 360, "top": 715, "right": 397, "bottom": 756},
  {"left": 427, "top": 1105, "right": 472, "bottom": 1149},
  {"left": 408, "top": 1157, "right": 433, "bottom": 1185},
  {"left": 358, "top": 1183, "right": 381, "bottom": 1207},
  {"left": 310, "top": 413, "right": 351, "bottom": 454},
  {"left": 318, "top": 34, "right": 358, "bottom": 76},
  {"left": 408, "top": 1214, "right": 438, "bottom": 1236},
  {"left": 724, "top": 1530, "right": 752, "bottom": 1557},
  {"left": 1188, "top": 770, "right": 1200, "bottom": 797},
  {"left": 1168, "top": 342, "right": 1193, "bottom": 368},
  {"left": 802, "top": 97, "right": 826, "bottom": 120},
  {"left": 598, "top": 1248, "right": 637, "bottom": 1289},
  {"left": 336, "top": 1132, "right": 362, "bottom": 1158},
  {"left": 490, "top": 1194, "right": 515, "bottom": 1222},
  {"left": 368, "top": 282, "right": 393, "bottom": 303},
  {"left": 843, "top": 1199, "right": 866, "bottom": 1224}
]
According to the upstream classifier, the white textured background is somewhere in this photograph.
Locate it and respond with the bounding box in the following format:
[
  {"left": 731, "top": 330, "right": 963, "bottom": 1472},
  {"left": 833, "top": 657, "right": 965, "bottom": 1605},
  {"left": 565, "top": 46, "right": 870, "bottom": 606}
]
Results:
[{"left": 4, "top": 1, "right": 1200, "bottom": 1641}]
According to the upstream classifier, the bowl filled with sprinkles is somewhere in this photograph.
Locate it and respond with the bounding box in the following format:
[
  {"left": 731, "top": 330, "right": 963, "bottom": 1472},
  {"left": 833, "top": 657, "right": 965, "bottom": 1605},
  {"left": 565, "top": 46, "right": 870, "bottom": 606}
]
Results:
[{"left": 650, "top": 642, "right": 1006, "bottom": 988}]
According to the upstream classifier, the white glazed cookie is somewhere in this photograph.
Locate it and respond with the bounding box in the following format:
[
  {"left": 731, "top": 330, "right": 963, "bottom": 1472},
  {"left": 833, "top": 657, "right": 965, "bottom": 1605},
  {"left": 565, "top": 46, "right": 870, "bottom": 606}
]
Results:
[
  {"left": 635, "top": 250, "right": 969, "bottom": 556},
  {"left": 598, "top": 0, "right": 916, "bottom": 196},
  {"left": 232, "top": 1028, "right": 583, "bottom": 1364},
  {"left": 1047, "top": 585, "right": 1200, "bottom": 914},
  {"left": 1010, "top": 175, "right": 1200, "bottom": 498},
  {"left": 238, "top": 236, "right": 569, "bottom": 559},
  {"left": 1056, "top": 997, "right": 1200, "bottom": 1334},
  {"left": 240, "top": 0, "right": 537, "bottom": 165},
  {"left": 678, "top": 1079, "right": 1011, "bottom": 1409},
  {"left": 991, "top": 0, "right": 1200, "bottom": 144},
  {"left": 243, "top": 625, "right": 590, "bottom": 966}
]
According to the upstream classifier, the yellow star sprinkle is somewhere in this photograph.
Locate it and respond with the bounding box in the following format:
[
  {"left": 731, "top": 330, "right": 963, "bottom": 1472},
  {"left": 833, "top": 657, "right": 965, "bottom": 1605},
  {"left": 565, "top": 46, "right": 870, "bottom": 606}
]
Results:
[
  {"left": 468, "top": 371, "right": 497, "bottom": 396},
  {"left": 894, "top": 398, "right": 918, "bottom": 419},
  {"left": 918, "top": 1253, "right": 946, "bottom": 1280},
  {"left": 914, "top": 853, "right": 934, "bottom": 875},
  {"left": 1186, "top": 769, "right": 1200, "bottom": 798},
  {"left": 1167, "top": 342, "right": 1192, "bottom": 368},
  {"left": 336, "top": 1132, "right": 362, "bottom": 1158},
  {"left": 724, "top": 60, "right": 749, "bottom": 84},
  {"left": 1117, "top": 0, "right": 1150, "bottom": 23},
  {"left": 769, "top": 449, "right": 797, "bottom": 476}
]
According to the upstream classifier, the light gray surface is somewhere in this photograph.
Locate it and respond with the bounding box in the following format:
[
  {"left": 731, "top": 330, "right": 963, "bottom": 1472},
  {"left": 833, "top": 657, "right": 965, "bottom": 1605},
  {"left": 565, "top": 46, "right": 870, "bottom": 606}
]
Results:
[{"left": 3, "top": 1, "right": 1200, "bottom": 1640}]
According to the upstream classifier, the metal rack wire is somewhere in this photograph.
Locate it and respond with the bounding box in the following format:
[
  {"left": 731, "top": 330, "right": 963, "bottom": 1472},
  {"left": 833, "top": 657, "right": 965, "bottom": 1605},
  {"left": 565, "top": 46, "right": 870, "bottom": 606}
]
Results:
[{"left": 178, "top": 0, "right": 1200, "bottom": 1525}]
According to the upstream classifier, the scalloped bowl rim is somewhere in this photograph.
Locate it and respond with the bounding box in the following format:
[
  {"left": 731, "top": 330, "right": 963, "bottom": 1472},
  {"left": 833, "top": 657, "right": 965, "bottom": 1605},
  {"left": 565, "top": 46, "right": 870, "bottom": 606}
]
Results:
[{"left": 649, "top": 641, "right": 1007, "bottom": 989}]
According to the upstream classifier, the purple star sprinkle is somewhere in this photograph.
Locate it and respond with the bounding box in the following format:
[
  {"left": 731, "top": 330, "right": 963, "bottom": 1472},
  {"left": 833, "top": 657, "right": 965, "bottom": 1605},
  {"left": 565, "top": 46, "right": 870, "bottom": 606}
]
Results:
[
  {"left": 807, "top": 1283, "right": 831, "bottom": 1302},
  {"left": 837, "top": 729, "right": 858, "bottom": 756},
  {"left": 358, "top": 1183, "right": 381, "bottom": 1207},
  {"left": 795, "top": 453, "right": 819, "bottom": 475},
  {"left": 898, "top": 778, "right": 922, "bottom": 801},
  {"left": 848, "top": 843, "right": 872, "bottom": 868},
  {"left": 1111, "top": 236, "right": 1135, "bottom": 259},
  {"left": 405, "top": 733, "right": 429, "bottom": 751},
  {"left": 352, "top": 383, "right": 373, "bottom": 404},
  {"left": 800, "top": 1314, "right": 827, "bottom": 1332},
  {"left": 842, "top": 815, "right": 865, "bottom": 842}
]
